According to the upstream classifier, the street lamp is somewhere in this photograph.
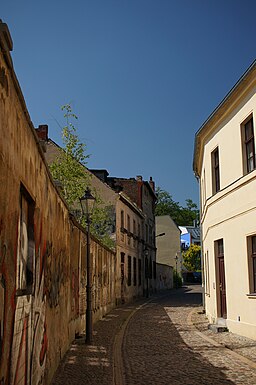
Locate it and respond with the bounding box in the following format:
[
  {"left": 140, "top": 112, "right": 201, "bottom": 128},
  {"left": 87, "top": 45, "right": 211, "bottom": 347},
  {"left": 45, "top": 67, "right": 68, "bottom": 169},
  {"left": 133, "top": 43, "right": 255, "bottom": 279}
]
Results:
[
  {"left": 175, "top": 253, "right": 178, "bottom": 289},
  {"left": 80, "top": 187, "right": 96, "bottom": 344},
  {"left": 144, "top": 247, "right": 149, "bottom": 298}
]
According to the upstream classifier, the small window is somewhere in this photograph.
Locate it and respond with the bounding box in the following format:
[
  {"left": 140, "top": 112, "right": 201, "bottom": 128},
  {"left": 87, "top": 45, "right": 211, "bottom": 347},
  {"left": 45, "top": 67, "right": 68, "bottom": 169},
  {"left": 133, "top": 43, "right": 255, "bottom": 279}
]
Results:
[
  {"left": 17, "top": 185, "right": 35, "bottom": 295},
  {"left": 149, "top": 257, "right": 152, "bottom": 279},
  {"left": 247, "top": 235, "right": 256, "bottom": 293},
  {"left": 128, "top": 256, "right": 131, "bottom": 286},
  {"left": 149, "top": 225, "right": 152, "bottom": 244},
  {"left": 133, "top": 220, "right": 136, "bottom": 247},
  {"left": 127, "top": 215, "right": 130, "bottom": 232},
  {"left": 242, "top": 117, "right": 255, "bottom": 174},
  {"left": 121, "top": 210, "right": 124, "bottom": 229},
  {"left": 211, "top": 147, "right": 220, "bottom": 194},
  {"left": 127, "top": 215, "right": 131, "bottom": 245},
  {"left": 145, "top": 256, "right": 148, "bottom": 278},
  {"left": 145, "top": 224, "right": 148, "bottom": 243},
  {"left": 133, "top": 257, "right": 137, "bottom": 286},
  {"left": 138, "top": 259, "right": 142, "bottom": 286}
]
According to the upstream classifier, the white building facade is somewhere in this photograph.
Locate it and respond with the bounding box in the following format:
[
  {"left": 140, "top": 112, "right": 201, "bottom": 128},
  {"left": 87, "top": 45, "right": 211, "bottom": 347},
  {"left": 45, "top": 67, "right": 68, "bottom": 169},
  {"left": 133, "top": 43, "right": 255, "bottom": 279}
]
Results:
[{"left": 193, "top": 60, "right": 256, "bottom": 340}]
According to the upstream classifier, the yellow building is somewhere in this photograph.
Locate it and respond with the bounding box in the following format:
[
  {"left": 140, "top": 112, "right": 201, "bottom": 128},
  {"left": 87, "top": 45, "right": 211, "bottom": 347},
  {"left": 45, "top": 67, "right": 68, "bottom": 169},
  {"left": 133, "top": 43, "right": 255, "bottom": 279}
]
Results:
[{"left": 193, "top": 60, "right": 256, "bottom": 339}]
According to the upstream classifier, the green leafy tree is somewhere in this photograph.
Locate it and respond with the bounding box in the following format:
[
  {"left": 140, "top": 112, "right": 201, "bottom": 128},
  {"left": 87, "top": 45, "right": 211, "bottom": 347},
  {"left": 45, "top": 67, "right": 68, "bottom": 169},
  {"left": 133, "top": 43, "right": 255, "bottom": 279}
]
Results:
[
  {"left": 49, "top": 104, "right": 115, "bottom": 249},
  {"left": 183, "top": 244, "right": 201, "bottom": 271},
  {"left": 50, "top": 104, "right": 91, "bottom": 206},
  {"left": 84, "top": 191, "right": 115, "bottom": 249},
  {"left": 155, "top": 187, "right": 199, "bottom": 226}
]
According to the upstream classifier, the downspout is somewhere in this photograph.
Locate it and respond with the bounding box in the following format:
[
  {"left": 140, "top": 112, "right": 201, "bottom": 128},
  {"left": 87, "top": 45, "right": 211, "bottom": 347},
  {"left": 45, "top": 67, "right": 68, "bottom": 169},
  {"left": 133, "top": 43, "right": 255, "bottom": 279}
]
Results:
[{"left": 195, "top": 172, "right": 205, "bottom": 311}]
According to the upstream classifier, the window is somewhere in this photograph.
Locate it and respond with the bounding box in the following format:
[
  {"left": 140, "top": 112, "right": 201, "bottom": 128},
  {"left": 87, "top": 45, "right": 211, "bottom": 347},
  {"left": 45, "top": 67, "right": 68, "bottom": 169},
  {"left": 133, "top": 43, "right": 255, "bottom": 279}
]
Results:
[
  {"left": 138, "top": 259, "right": 142, "bottom": 286},
  {"left": 145, "top": 224, "right": 148, "bottom": 243},
  {"left": 247, "top": 235, "right": 256, "bottom": 293},
  {"left": 127, "top": 215, "right": 130, "bottom": 232},
  {"left": 121, "top": 210, "right": 124, "bottom": 229},
  {"left": 149, "top": 257, "right": 152, "bottom": 279},
  {"left": 121, "top": 253, "right": 125, "bottom": 286},
  {"left": 17, "top": 185, "right": 35, "bottom": 294},
  {"left": 201, "top": 169, "right": 206, "bottom": 210},
  {"left": 133, "top": 257, "right": 137, "bottom": 286},
  {"left": 128, "top": 256, "right": 131, "bottom": 286},
  {"left": 211, "top": 147, "right": 220, "bottom": 194},
  {"left": 149, "top": 225, "right": 152, "bottom": 244},
  {"left": 242, "top": 117, "right": 255, "bottom": 174},
  {"left": 133, "top": 220, "right": 136, "bottom": 247},
  {"left": 217, "top": 239, "right": 224, "bottom": 256},
  {"left": 145, "top": 256, "right": 148, "bottom": 278},
  {"left": 127, "top": 215, "right": 131, "bottom": 245}
]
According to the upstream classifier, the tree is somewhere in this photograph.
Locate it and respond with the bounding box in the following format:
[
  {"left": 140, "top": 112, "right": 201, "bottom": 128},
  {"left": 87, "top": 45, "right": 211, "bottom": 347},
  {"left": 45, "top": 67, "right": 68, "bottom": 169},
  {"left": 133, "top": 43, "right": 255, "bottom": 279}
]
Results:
[
  {"left": 183, "top": 244, "right": 201, "bottom": 271},
  {"left": 86, "top": 191, "right": 115, "bottom": 249},
  {"left": 49, "top": 104, "right": 91, "bottom": 207},
  {"left": 49, "top": 104, "right": 115, "bottom": 249},
  {"left": 155, "top": 187, "right": 199, "bottom": 226}
]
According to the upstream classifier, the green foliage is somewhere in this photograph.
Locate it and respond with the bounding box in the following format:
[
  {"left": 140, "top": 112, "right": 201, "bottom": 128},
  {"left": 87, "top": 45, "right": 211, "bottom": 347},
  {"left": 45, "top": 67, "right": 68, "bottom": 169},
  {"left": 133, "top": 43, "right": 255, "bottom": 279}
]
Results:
[
  {"left": 49, "top": 104, "right": 115, "bottom": 249},
  {"left": 183, "top": 244, "right": 201, "bottom": 271},
  {"left": 81, "top": 190, "right": 116, "bottom": 249},
  {"left": 155, "top": 187, "right": 199, "bottom": 226},
  {"left": 173, "top": 270, "right": 182, "bottom": 288},
  {"left": 49, "top": 104, "right": 91, "bottom": 207}
]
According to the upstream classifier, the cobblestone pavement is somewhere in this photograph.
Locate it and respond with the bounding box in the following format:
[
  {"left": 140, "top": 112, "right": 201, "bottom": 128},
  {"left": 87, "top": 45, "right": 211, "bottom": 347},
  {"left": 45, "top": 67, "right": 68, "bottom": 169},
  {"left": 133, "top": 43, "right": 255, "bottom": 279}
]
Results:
[
  {"left": 50, "top": 301, "right": 146, "bottom": 385},
  {"left": 124, "top": 285, "right": 256, "bottom": 385},
  {"left": 51, "top": 285, "right": 256, "bottom": 385}
]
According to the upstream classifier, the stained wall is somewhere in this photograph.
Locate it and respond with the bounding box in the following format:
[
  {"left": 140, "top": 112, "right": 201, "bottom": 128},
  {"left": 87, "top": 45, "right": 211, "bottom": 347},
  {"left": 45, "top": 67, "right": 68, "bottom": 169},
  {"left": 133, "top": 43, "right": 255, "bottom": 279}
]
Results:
[{"left": 0, "top": 25, "right": 116, "bottom": 385}]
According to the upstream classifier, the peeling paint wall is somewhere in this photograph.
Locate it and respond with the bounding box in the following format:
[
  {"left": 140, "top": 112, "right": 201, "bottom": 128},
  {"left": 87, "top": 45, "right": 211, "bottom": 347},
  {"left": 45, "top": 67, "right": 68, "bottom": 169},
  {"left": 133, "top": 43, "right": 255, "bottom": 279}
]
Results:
[{"left": 0, "top": 33, "right": 116, "bottom": 385}]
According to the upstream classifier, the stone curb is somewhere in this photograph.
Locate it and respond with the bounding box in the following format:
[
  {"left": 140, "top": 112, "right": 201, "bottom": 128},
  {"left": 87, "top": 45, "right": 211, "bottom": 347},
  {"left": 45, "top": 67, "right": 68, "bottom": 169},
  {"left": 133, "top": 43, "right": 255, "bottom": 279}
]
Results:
[{"left": 187, "top": 308, "right": 256, "bottom": 370}]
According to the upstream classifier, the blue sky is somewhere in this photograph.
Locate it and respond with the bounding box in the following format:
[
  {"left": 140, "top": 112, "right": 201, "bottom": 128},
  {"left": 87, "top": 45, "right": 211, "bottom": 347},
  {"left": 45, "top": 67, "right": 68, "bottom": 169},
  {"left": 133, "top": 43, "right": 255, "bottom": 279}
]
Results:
[{"left": 2, "top": 1, "right": 256, "bottom": 205}]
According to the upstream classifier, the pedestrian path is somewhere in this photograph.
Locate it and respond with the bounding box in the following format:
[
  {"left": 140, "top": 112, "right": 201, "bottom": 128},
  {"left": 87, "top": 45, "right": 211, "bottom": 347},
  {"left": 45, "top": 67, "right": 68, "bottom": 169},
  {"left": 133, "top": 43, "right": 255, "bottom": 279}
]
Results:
[
  {"left": 50, "top": 300, "right": 146, "bottom": 385},
  {"left": 51, "top": 286, "right": 256, "bottom": 385}
]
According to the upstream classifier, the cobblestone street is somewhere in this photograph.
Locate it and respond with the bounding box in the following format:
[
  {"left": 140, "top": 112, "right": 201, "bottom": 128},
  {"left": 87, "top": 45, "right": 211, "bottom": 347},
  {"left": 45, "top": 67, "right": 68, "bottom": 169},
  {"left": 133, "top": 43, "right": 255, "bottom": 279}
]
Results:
[{"left": 51, "top": 285, "right": 256, "bottom": 385}]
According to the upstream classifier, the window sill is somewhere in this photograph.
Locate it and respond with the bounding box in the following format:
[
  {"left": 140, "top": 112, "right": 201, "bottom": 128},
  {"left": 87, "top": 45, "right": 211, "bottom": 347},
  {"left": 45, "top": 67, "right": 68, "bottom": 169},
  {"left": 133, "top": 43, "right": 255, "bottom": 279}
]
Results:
[{"left": 246, "top": 293, "right": 256, "bottom": 298}]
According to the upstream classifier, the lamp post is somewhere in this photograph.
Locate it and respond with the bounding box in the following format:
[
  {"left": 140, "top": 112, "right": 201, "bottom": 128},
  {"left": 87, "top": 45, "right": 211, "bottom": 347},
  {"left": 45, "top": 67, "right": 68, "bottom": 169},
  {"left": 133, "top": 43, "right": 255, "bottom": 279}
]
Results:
[
  {"left": 80, "top": 187, "right": 95, "bottom": 344},
  {"left": 144, "top": 247, "right": 149, "bottom": 298},
  {"left": 175, "top": 253, "right": 178, "bottom": 289}
]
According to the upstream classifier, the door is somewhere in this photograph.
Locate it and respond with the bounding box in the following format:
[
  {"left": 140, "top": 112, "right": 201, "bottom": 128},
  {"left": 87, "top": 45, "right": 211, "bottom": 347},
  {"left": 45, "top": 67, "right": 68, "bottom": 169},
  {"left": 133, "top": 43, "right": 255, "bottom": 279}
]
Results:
[
  {"left": 121, "top": 253, "right": 125, "bottom": 304},
  {"left": 217, "top": 239, "right": 227, "bottom": 318}
]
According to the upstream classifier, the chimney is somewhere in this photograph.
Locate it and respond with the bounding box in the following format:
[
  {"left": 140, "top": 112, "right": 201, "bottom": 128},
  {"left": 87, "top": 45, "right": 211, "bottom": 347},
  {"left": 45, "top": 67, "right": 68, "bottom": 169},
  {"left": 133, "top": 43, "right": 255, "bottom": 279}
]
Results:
[
  {"left": 36, "top": 125, "right": 48, "bottom": 141},
  {"left": 149, "top": 176, "right": 155, "bottom": 191},
  {"left": 90, "top": 169, "right": 109, "bottom": 183}
]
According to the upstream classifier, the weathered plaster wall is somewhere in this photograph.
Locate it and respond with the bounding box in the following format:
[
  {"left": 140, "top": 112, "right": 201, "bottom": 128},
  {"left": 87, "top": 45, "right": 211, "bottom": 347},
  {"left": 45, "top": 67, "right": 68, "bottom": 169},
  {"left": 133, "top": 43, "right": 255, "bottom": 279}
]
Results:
[
  {"left": 156, "top": 263, "right": 173, "bottom": 290},
  {"left": 0, "top": 44, "right": 116, "bottom": 385}
]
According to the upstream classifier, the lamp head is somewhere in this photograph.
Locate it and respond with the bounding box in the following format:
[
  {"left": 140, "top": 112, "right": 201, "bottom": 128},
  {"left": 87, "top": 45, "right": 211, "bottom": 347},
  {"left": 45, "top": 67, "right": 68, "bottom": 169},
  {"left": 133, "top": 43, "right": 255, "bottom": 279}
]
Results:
[{"left": 79, "top": 188, "right": 96, "bottom": 217}]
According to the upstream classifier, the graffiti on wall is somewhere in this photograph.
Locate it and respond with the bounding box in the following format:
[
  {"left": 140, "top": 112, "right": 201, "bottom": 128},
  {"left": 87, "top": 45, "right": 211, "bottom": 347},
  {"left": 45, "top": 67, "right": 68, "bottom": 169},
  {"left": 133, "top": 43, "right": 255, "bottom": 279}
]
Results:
[
  {"left": 0, "top": 241, "right": 6, "bottom": 373},
  {"left": 0, "top": 191, "right": 52, "bottom": 385}
]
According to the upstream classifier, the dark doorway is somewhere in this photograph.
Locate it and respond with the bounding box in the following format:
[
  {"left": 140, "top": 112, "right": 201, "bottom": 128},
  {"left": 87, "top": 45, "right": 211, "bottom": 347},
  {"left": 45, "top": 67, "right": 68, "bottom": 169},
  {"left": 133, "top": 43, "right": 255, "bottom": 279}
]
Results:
[
  {"left": 216, "top": 240, "right": 227, "bottom": 318},
  {"left": 121, "top": 253, "right": 125, "bottom": 304}
]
